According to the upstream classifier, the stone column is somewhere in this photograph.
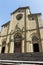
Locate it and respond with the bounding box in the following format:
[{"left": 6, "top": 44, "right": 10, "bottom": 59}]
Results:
[
  {"left": 22, "top": 40, "right": 24, "bottom": 53},
  {"left": 9, "top": 35, "right": 14, "bottom": 53},
  {"left": 5, "top": 43, "right": 8, "bottom": 53},
  {"left": 9, "top": 41, "right": 14, "bottom": 53},
  {"left": 0, "top": 37, "right": 2, "bottom": 53}
]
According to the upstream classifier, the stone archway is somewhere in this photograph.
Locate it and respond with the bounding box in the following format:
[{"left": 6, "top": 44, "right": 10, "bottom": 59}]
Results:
[
  {"left": 1, "top": 41, "right": 6, "bottom": 53},
  {"left": 33, "top": 43, "right": 39, "bottom": 52},
  {"left": 14, "top": 33, "right": 22, "bottom": 53},
  {"left": 32, "top": 36, "right": 39, "bottom": 52}
]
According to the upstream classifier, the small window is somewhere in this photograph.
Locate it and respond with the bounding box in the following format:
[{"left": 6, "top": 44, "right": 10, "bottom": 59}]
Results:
[
  {"left": 28, "top": 15, "right": 34, "bottom": 20},
  {"left": 16, "top": 14, "right": 23, "bottom": 20},
  {"left": 32, "top": 17, "right": 34, "bottom": 20},
  {"left": 29, "top": 17, "right": 34, "bottom": 20}
]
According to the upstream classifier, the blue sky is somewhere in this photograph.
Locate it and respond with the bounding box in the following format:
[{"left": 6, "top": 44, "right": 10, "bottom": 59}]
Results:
[{"left": 0, "top": 0, "right": 43, "bottom": 30}]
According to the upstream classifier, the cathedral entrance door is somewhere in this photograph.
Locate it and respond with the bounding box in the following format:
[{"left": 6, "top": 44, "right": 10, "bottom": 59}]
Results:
[
  {"left": 14, "top": 34, "right": 22, "bottom": 53},
  {"left": 33, "top": 43, "right": 39, "bottom": 52},
  {"left": 14, "top": 42, "right": 21, "bottom": 53}
]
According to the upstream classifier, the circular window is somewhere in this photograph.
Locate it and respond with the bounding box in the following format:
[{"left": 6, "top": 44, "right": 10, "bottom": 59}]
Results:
[{"left": 16, "top": 14, "right": 23, "bottom": 20}]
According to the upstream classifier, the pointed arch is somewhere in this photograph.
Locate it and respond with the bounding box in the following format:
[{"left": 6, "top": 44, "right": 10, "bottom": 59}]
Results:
[
  {"left": 32, "top": 36, "right": 39, "bottom": 43},
  {"left": 1, "top": 41, "right": 6, "bottom": 53},
  {"left": 14, "top": 32, "right": 22, "bottom": 53},
  {"left": 32, "top": 36, "right": 39, "bottom": 52}
]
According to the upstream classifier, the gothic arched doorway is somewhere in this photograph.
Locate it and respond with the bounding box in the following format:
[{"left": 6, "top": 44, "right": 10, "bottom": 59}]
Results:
[
  {"left": 1, "top": 41, "right": 6, "bottom": 53},
  {"left": 14, "top": 33, "right": 22, "bottom": 53},
  {"left": 33, "top": 43, "right": 39, "bottom": 52},
  {"left": 32, "top": 36, "right": 39, "bottom": 52}
]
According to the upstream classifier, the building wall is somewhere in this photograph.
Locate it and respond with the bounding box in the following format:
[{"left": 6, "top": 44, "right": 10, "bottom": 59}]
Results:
[
  {"left": 0, "top": 23, "right": 10, "bottom": 53},
  {"left": 0, "top": 7, "right": 43, "bottom": 53}
]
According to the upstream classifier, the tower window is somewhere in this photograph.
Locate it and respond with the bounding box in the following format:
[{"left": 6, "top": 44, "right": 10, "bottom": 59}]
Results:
[
  {"left": 28, "top": 15, "right": 35, "bottom": 20},
  {"left": 29, "top": 17, "right": 34, "bottom": 20},
  {"left": 32, "top": 17, "right": 34, "bottom": 20}
]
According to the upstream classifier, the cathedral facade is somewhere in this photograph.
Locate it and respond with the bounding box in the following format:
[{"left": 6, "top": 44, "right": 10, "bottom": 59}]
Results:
[{"left": 0, "top": 6, "right": 43, "bottom": 65}]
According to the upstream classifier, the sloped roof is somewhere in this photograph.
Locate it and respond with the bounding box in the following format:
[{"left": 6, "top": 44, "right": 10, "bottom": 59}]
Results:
[
  {"left": 1, "top": 6, "right": 41, "bottom": 27},
  {"left": 28, "top": 13, "right": 41, "bottom": 17},
  {"left": 1, "top": 21, "right": 10, "bottom": 27},
  {"left": 11, "top": 6, "right": 30, "bottom": 15}
]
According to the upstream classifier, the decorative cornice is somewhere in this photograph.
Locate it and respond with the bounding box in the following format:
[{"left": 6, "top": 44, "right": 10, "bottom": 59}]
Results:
[
  {"left": 0, "top": 26, "right": 43, "bottom": 37},
  {"left": 28, "top": 13, "right": 41, "bottom": 17}
]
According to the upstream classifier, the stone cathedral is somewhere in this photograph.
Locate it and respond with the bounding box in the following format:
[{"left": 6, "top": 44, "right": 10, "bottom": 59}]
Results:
[{"left": 0, "top": 6, "right": 43, "bottom": 65}]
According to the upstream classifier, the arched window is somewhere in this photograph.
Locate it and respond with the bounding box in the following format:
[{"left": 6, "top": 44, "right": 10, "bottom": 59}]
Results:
[
  {"left": 32, "top": 36, "right": 39, "bottom": 52},
  {"left": 1, "top": 41, "right": 6, "bottom": 53},
  {"left": 14, "top": 33, "right": 22, "bottom": 53}
]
